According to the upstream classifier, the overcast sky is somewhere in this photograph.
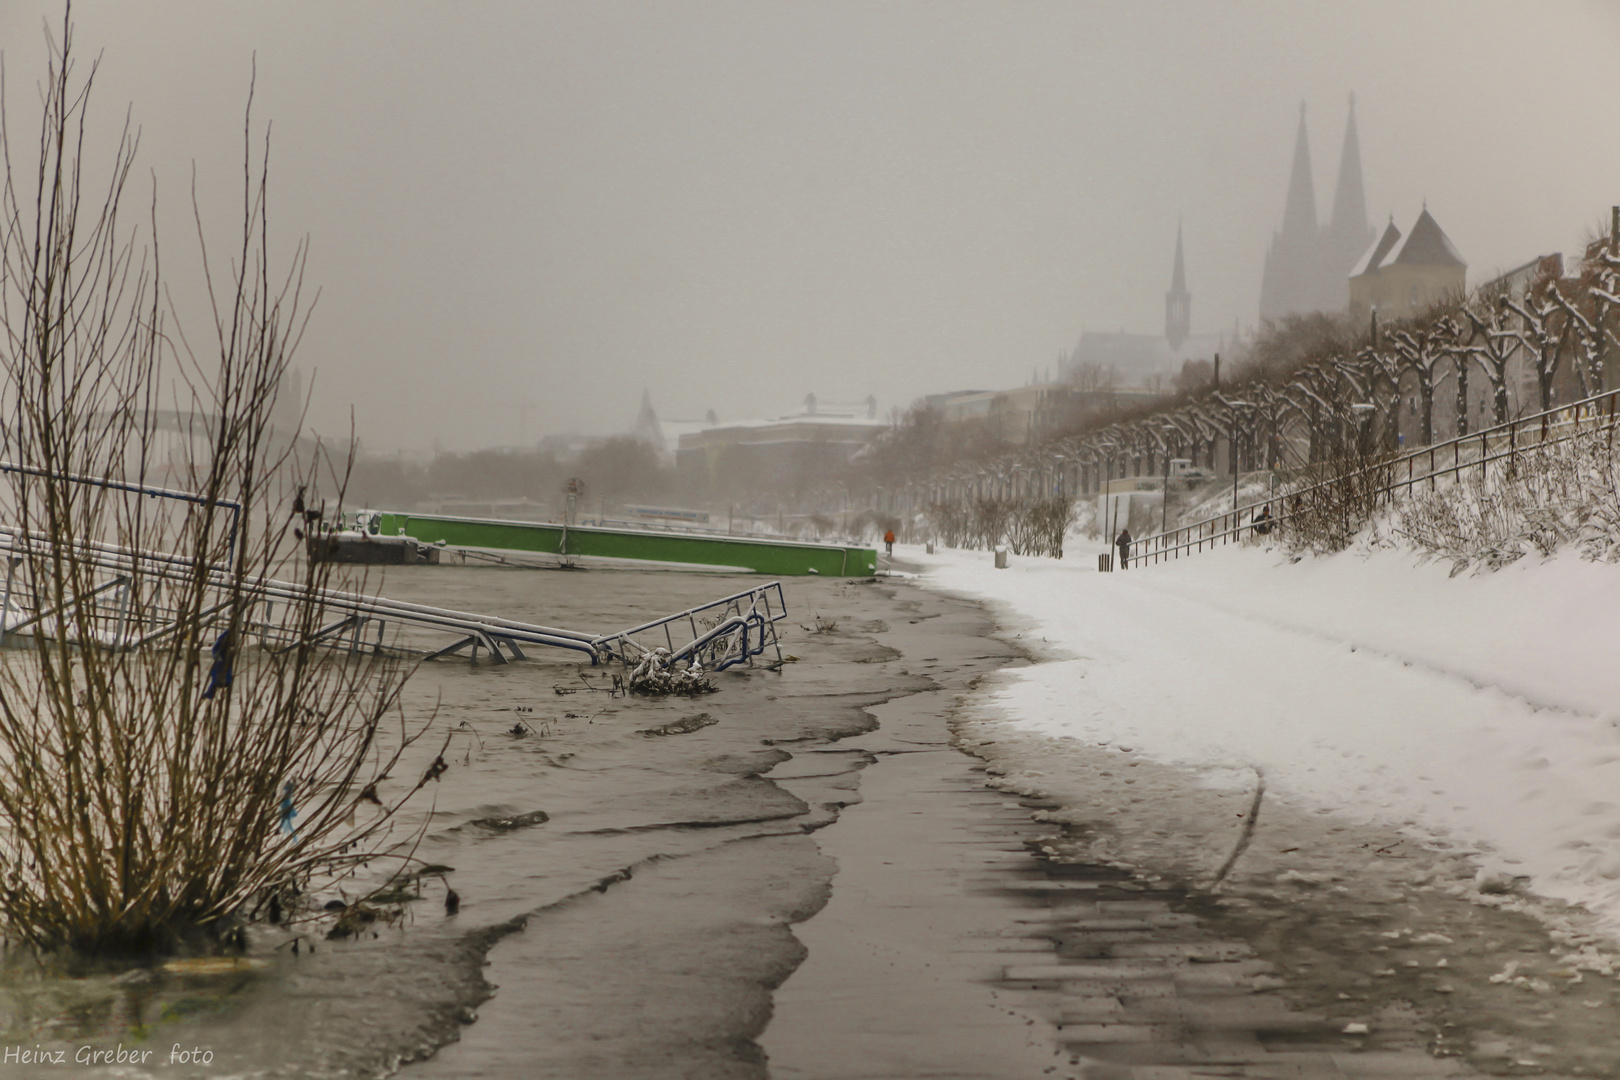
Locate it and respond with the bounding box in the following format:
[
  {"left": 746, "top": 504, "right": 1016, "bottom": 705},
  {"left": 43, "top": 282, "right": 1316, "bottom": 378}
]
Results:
[{"left": 3, "top": 1, "right": 1619, "bottom": 452}]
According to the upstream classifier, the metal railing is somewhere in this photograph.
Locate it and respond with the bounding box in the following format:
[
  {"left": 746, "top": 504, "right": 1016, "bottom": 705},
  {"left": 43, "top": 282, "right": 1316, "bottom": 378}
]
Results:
[
  {"left": 1129, "top": 387, "right": 1620, "bottom": 566},
  {"left": 0, "top": 526, "right": 788, "bottom": 671},
  {"left": 594, "top": 582, "right": 787, "bottom": 672}
]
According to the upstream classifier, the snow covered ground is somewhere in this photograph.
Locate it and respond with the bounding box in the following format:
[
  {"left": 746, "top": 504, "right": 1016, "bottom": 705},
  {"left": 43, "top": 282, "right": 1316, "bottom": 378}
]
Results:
[{"left": 912, "top": 537, "right": 1620, "bottom": 940}]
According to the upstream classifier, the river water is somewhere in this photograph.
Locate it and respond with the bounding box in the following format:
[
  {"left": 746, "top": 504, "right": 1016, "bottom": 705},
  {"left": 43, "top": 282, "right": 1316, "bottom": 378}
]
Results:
[{"left": 0, "top": 565, "right": 948, "bottom": 1079}]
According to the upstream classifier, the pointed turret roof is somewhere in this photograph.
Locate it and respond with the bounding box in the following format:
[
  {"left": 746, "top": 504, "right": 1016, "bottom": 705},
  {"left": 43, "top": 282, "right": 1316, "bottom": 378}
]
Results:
[
  {"left": 1280, "top": 101, "right": 1318, "bottom": 238},
  {"left": 1328, "top": 94, "right": 1368, "bottom": 238},
  {"left": 1169, "top": 221, "right": 1188, "bottom": 295},
  {"left": 1351, "top": 216, "right": 1403, "bottom": 277},
  {"left": 632, "top": 388, "right": 666, "bottom": 453},
  {"left": 1393, "top": 207, "right": 1465, "bottom": 268},
  {"left": 1164, "top": 220, "right": 1191, "bottom": 350}
]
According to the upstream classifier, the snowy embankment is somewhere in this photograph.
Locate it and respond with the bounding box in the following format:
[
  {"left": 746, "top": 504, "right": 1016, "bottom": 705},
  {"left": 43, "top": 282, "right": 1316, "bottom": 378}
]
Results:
[{"left": 913, "top": 539, "right": 1620, "bottom": 935}]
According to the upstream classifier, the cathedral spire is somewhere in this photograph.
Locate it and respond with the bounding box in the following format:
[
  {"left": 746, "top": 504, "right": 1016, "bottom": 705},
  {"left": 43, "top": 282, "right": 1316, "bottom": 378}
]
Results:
[
  {"left": 1281, "top": 101, "right": 1318, "bottom": 239},
  {"left": 1260, "top": 102, "right": 1324, "bottom": 322},
  {"left": 1165, "top": 220, "right": 1190, "bottom": 351},
  {"left": 1320, "top": 92, "right": 1376, "bottom": 309},
  {"left": 1328, "top": 92, "right": 1368, "bottom": 238}
]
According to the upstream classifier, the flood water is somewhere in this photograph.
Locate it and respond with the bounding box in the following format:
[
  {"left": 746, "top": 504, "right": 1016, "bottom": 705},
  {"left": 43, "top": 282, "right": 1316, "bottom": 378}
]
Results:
[{"left": 0, "top": 565, "right": 936, "bottom": 1079}]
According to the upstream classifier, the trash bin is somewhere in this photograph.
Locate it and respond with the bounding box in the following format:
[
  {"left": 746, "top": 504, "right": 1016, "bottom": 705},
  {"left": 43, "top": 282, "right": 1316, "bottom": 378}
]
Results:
[
  {"left": 994, "top": 548, "right": 1008, "bottom": 569},
  {"left": 1098, "top": 553, "right": 1112, "bottom": 572},
  {"left": 925, "top": 542, "right": 935, "bottom": 555}
]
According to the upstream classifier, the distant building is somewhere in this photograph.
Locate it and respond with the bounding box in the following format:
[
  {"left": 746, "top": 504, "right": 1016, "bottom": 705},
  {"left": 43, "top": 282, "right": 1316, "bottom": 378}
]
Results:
[
  {"left": 675, "top": 403, "right": 886, "bottom": 493},
  {"left": 1165, "top": 223, "right": 1191, "bottom": 351},
  {"left": 922, "top": 382, "right": 1080, "bottom": 446},
  {"left": 1061, "top": 223, "right": 1231, "bottom": 392},
  {"left": 1258, "top": 97, "right": 1375, "bottom": 321},
  {"left": 1348, "top": 208, "right": 1466, "bottom": 320},
  {"left": 1474, "top": 252, "right": 1559, "bottom": 306},
  {"left": 630, "top": 389, "right": 666, "bottom": 456}
]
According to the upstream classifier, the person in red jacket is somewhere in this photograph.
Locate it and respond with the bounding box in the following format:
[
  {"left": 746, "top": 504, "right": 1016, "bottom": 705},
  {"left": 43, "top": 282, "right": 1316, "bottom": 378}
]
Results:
[{"left": 883, "top": 529, "right": 895, "bottom": 556}]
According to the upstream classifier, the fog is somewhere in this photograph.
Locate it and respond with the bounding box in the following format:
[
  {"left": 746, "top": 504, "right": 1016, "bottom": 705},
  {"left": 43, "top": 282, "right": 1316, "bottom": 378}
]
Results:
[{"left": 2, "top": 1, "right": 1618, "bottom": 452}]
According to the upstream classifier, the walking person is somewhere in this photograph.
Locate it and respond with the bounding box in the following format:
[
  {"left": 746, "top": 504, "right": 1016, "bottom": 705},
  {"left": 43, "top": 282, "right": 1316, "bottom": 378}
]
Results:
[
  {"left": 1115, "top": 527, "right": 1132, "bottom": 570},
  {"left": 883, "top": 529, "right": 895, "bottom": 556}
]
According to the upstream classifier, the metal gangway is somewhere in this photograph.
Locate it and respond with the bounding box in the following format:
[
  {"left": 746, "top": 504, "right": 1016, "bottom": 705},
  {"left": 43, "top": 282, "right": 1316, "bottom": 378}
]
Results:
[{"left": 0, "top": 527, "right": 787, "bottom": 672}]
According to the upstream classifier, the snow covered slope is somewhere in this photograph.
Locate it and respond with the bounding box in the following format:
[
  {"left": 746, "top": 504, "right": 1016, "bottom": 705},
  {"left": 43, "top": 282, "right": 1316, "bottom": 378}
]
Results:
[{"left": 916, "top": 539, "right": 1620, "bottom": 936}]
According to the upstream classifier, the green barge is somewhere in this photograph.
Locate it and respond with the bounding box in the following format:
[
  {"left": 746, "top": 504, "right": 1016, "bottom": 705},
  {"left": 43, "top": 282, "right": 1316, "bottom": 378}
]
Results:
[{"left": 357, "top": 511, "right": 877, "bottom": 577}]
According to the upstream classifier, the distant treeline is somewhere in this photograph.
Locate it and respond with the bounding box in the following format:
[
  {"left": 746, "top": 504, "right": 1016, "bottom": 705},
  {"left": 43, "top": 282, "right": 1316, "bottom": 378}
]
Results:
[{"left": 343, "top": 435, "right": 677, "bottom": 513}]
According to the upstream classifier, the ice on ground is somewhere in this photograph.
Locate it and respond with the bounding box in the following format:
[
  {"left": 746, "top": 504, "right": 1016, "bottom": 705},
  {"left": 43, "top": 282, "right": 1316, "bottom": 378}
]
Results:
[{"left": 911, "top": 538, "right": 1620, "bottom": 940}]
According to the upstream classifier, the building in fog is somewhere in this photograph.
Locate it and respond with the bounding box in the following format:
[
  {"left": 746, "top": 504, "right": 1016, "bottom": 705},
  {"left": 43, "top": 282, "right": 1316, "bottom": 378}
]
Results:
[
  {"left": 1258, "top": 97, "right": 1375, "bottom": 322},
  {"left": 1061, "top": 223, "right": 1230, "bottom": 393},
  {"left": 629, "top": 389, "right": 666, "bottom": 456},
  {"left": 1348, "top": 208, "right": 1466, "bottom": 320},
  {"left": 920, "top": 382, "right": 1083, "bottom": 446},
  {"left": 675, "top": 401, "right": 885, "bottom": 494}
]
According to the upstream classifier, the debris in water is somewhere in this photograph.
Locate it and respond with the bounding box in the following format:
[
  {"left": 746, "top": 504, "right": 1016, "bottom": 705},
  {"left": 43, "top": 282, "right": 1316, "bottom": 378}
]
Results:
[
  {"left": 327, "top": 904, "right": 384, "bottom": 940},
  {"left": 470, "top": 810, "right": 550, "bottom": 831},
  {"left": 626, "top": 648, "right": 717, "bottom": 696},
  {"left": 637, "top": 713, "right": 718, "bottom": 737},
  {"left": 444, "top": 887, "right": 460, "bottom": 915},
  {"left": 162, "top": 957, "right": 267, "bottom": 976}
]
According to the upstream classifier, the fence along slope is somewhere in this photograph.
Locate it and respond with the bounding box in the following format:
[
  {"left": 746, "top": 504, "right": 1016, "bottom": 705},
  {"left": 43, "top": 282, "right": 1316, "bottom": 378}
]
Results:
[{"left": 1130, "top": 387, "right": 1620, "bottom": 565}]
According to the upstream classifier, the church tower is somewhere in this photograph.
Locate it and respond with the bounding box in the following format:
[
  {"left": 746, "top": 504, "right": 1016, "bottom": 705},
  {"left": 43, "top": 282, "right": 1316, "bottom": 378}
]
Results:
[
  {"left": 1165, "top": 222, "right": 1190, "bottom": 350},
  {"left": 1259, "top": 96, "right": 1373, "bottom": 321},
  {"left": 1259, "top": 103, "right": 1322, "bottom": 322},
  {"left": 1323, "top": 94, "right": 1375, "bottom": 311}
]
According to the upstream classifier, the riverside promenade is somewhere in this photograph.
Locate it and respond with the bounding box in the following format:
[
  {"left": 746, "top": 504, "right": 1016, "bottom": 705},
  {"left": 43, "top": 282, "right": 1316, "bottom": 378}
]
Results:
[{"left": 762, "top": 569, "right": 1502, "bottom": 1080}]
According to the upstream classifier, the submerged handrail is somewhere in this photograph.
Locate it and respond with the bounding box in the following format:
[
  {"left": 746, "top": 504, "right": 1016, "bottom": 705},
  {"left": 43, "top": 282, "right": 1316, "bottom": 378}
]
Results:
[{"left": 0, "top": 525, "right": 788, "bottom": 670}]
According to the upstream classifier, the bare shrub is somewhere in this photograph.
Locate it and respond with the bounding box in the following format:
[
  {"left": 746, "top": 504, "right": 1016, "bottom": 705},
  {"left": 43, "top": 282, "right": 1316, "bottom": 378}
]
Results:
[
  {"left": 1007, "top": 497, "right": 1074, "bottom": 558},
  {"left": 1278, "top": 453, "right": 1396, "bottom": 554},
  {"left": 925, "top": 496, "right": 1073, "bottom": 558},
  {"left": 0, "top": 18, "right": 429, "bottom": 954}
]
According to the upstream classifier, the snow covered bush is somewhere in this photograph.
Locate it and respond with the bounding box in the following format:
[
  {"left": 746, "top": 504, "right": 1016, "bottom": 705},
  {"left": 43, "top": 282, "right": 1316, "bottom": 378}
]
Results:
[{"left": 1395, "top": 427, "right": 1620, "bottom": 570}]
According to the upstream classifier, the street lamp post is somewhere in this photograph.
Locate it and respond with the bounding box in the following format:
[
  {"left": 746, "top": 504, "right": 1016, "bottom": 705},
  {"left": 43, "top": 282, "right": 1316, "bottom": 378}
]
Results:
[{"left": 1220, "top": 400, "right": 1252, "bottom": 534}]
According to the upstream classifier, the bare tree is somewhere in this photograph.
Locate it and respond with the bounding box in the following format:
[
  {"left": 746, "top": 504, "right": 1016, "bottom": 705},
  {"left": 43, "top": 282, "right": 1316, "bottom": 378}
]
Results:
[
  {"left": 1459, "top": 301, "right": 1515, "bottom": 429},
  {"left": 1549, "top": 258, "right": 1619, "bottom": 399},
  {"left": 1503, "top": 279, "right": 1570, "bottom": 412},
  {"left": 1387, "top": 315, "right": 1463, "bottom": 447}
]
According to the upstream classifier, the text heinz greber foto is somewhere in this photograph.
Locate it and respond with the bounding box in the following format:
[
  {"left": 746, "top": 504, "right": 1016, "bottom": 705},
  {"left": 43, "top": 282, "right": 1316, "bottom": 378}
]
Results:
[{"left": 4, "top": 1044, "right": 214, "bottom": 1066}]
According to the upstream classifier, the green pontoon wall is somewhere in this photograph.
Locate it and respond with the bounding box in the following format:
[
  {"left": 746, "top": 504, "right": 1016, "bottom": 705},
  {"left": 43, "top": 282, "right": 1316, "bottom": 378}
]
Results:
[{"left": 368, "top": 512, "right": 877, "bottom": 577}]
